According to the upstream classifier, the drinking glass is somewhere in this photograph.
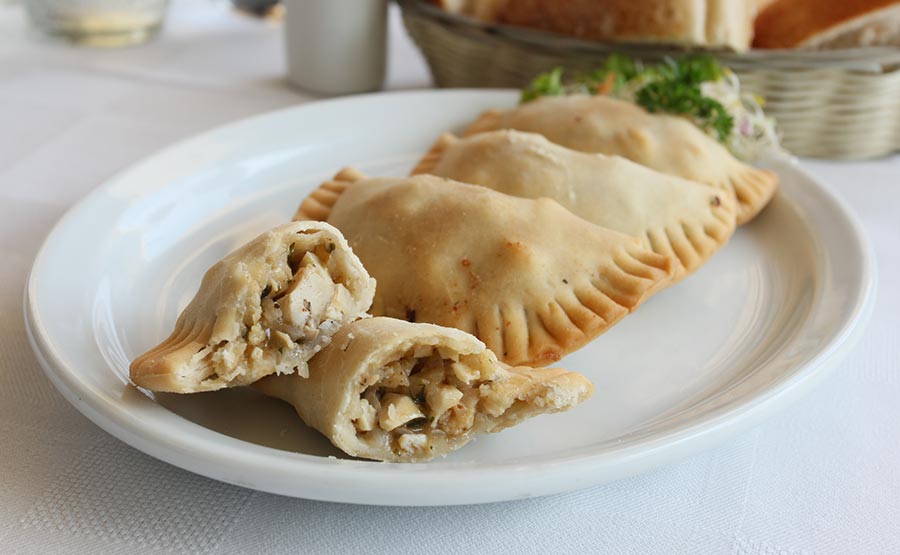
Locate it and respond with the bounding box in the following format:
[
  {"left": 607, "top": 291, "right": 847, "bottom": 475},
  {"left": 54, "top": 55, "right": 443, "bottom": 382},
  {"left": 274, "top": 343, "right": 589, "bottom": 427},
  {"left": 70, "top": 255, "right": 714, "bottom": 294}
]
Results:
[{"left": 24, "top": 0, "right": 168, "bottom": 47}]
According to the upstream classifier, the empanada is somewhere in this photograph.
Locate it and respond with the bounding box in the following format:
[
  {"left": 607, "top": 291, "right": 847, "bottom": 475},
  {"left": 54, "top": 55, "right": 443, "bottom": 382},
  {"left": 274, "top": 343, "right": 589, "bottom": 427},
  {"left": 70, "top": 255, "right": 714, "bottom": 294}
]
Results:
[
  {"left": 255, "top": 317, "right": 594, "bottom": 462},
  {"left": 413, "top": 130, "right": 737, "bottom": 281},
  {"left": 294, "top": 169, "right": 672, "bottom": 367},
  {"left": 131, "top": 221, "right": 376, "bottom": 393},
  {"left": 464, "top": 94, "right": 778, "bottom": 225}
]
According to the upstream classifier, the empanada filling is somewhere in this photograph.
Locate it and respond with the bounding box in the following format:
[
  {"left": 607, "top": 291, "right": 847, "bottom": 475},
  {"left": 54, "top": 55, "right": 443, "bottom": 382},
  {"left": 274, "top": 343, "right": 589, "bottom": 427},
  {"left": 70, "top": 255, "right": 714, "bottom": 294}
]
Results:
[
  {"left": 350, "top": 348, "right": 508, "bottom": 456},
  {"left": 193, "top": 238, "right": 355, "bottom": 385}
]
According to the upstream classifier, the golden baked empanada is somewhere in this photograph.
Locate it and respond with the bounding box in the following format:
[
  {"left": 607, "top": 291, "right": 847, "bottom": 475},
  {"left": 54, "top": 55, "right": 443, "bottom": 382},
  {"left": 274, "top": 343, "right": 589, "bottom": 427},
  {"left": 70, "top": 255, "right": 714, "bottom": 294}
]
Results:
[
  {"left": 294, "top": 169, "right": 672, "bottom": 367},
  {"left": 413, "top": 130, "right": 737, "bottom": 281},
  {"left": 255, "top": 317, "right": 594, "bottom": 462},
  {"left": 131, "top": 221, "right": 376, "bottom": 393},
  {"left": 464, "top": 94, "right": 778, "bottom": 225}
]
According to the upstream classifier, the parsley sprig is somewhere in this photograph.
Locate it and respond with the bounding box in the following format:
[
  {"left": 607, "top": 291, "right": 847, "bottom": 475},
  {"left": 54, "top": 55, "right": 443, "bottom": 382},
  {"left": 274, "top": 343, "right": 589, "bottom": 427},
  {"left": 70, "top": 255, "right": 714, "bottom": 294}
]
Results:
[
  {"left": 520, "top": 67, "right": 566, "bottom": 102},
  {"left": 520, "top": 55, "right": 735, "bottom": 143},
  {"left": 636, "top": 81, "right": 734, "bottom": 141}
]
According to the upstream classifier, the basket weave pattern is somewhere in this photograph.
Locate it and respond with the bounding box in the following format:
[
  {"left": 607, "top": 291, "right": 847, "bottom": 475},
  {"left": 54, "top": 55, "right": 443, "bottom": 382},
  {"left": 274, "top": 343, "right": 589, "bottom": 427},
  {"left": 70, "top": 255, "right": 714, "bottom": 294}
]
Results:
[{"left": 400, "top": 0, "right": 900, "bottom": 159}]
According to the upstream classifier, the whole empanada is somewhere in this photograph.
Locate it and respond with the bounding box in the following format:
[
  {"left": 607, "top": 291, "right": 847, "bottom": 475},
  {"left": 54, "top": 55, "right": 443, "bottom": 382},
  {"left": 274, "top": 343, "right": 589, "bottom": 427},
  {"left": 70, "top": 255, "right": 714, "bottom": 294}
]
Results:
[
  {"left": 464, "top": 94, "right": 778, "bottom": 225},
  {"left": 413, "top": 130, "right": 737, "bottom": 281},
  {"left": 255, "top": 317, "right": 594, "bottom": 462},
  {"left": 130, "top": 221, "right": 376, "bottom": 393},
  {"left": 294, "top": 169, "right": 673, "bottom": 367}
]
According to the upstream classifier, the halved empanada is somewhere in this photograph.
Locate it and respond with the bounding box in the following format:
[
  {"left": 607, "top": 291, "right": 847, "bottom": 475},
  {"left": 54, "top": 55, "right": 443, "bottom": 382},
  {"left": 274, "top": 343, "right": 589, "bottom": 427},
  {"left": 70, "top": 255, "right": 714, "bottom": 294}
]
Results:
[
  {"left": 294, "top": 169, "right": 672, "bottom": 367},
  {"left": 463, "top": 95, "right": 778, "bottom": 225},
  {"left": 130, "top": 221, "right": 376, "bottom": 393},
  {"left": 413, "top": 130, "right": 737, "bottom": 281},
  {"left": 255, "top": 317, "right": 594, "bottom": 462}
]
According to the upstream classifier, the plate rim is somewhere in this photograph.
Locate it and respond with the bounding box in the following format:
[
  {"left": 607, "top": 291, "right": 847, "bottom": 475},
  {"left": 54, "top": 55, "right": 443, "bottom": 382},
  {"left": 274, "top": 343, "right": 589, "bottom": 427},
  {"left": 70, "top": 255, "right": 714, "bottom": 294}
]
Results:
[{"left": 24, "top": 89, "right": 878, "bottom": 505}]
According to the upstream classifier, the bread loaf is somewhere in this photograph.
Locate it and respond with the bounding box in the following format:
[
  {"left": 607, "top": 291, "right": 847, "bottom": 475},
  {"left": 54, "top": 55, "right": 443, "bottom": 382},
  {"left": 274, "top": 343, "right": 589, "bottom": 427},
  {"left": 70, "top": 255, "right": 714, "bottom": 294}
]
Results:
[
  {"left": 433, "top": 0, "right": 756, "bottom": 51},
  {"left": 753, "top": 0, "right": 900, "bottom": 49}
]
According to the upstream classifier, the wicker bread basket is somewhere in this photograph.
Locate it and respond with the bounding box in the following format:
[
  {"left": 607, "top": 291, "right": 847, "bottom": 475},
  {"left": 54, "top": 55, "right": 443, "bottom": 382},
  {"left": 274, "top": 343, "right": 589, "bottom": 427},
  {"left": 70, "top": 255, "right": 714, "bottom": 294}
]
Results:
[{"left": 399, "top": 0, "right": 900, "bottom": 159}]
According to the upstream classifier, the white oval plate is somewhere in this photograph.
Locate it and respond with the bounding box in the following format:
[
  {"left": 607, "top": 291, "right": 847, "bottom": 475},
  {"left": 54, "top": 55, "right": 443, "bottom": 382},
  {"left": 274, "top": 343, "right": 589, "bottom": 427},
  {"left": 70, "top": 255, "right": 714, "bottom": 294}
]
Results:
[{"left": 25, "top": 90, "right": 875, "bottom": 506}]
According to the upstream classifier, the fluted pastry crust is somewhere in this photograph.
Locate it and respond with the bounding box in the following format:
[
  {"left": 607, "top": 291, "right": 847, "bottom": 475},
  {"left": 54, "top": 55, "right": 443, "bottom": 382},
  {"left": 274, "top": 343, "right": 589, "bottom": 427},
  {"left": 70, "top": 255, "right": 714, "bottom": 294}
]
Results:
[
  {"left": 295, "top": 169, "right": 673, "bottom": 366},
  {"left": 413, "top": 130, "right": 737, "bottom": 282}
]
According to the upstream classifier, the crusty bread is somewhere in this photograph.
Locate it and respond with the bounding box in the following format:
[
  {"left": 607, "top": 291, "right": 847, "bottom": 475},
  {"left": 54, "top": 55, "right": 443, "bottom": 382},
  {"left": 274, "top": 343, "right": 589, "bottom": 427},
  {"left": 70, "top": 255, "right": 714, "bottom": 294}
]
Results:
[
  {"left": 432, "top": 0, "right": 755, "bottom": 51},
  {"left": 706, "top": 0, "right": 756, "bottom": 51},
  {"left": 753, "top": 0, "right": 778, "bottom": 10},
  {"left": 753, "top": 0, "right": 900, "bottom": 49}
]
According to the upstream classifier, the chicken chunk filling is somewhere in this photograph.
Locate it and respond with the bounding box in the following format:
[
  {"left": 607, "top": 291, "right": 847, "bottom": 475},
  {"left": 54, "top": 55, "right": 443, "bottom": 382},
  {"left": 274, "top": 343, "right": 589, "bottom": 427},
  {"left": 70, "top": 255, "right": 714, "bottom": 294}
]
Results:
[
  {"left": 196, "top": 240, "right": 353, "bottom": 383},
  {"left": 352, "top": 349, "right": 491, "bottom": 455}
]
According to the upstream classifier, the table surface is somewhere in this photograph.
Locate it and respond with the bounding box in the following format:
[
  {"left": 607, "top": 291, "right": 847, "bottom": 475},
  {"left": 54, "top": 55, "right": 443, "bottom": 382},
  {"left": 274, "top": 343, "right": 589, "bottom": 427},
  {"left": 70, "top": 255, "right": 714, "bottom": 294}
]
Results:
[{"left": 1, "top": 1, "right": 898, "bottom": 553}]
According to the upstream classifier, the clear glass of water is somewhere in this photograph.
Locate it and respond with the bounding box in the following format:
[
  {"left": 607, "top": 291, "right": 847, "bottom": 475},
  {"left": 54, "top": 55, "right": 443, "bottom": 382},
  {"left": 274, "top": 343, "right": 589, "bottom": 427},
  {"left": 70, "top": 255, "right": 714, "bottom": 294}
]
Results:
[{"left": 24, "top": 0, "right": 169, "bottom": 47}]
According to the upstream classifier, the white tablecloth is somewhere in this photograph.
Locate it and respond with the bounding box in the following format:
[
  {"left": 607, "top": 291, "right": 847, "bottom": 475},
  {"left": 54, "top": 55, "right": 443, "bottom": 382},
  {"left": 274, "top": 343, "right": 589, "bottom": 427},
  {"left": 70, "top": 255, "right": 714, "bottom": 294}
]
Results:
[{"left": 1, "top": 1, "right": 898, "bottom": 553}]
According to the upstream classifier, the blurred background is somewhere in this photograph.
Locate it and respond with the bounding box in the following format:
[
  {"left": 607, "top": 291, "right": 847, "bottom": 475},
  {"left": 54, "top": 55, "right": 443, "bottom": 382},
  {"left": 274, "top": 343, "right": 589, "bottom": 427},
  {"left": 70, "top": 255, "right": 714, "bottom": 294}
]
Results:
[{"left": 4, "top": 0, "right": 899, "bottom": 159}]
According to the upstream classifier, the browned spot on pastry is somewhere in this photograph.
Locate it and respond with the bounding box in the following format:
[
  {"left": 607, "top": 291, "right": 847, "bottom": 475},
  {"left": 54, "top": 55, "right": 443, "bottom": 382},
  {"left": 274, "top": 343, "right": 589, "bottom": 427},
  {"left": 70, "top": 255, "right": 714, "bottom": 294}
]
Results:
[
  {"left": 459, "top": 258, "right": 480, "bottom": 289},
  {"left": 405, "top": 307, "right": 416, "bottom": 322},
  {"left": 532, "top": 348, "right": 562, "bottom": 363},
  {"left": 501, "top": 240, "right": 531, "bottom": 259}
]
